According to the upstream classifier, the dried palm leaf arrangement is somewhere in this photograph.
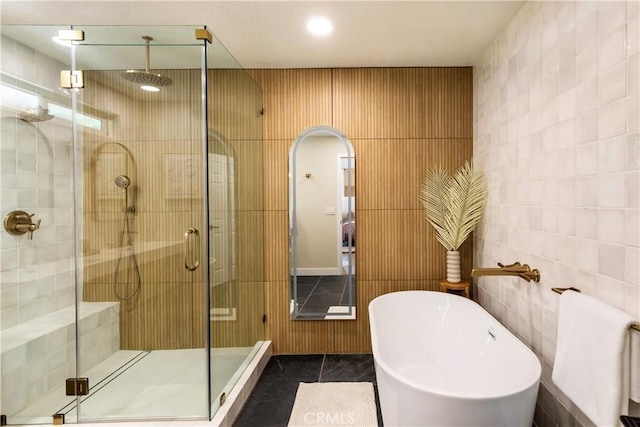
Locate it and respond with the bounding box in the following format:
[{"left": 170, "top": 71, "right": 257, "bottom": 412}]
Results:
[{"left": 420, "top": 161, "right": 488, "bottom": 283}]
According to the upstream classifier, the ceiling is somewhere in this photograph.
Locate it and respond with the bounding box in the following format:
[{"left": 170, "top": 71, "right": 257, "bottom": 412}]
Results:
[{"left": 1, "top": 1, "right": 525, "bottom": 69}]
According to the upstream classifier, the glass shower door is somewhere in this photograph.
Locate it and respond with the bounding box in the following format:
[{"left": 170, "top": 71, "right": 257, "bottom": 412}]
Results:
[
  {"left": 205, "top": 36, "right": 265, "bottom": 417},
  {"left": 0, "top": 25, "right": 81, "bottom": 426},
  {"left": 70, "top": 26, "right": 211, "bottom": 421},
  {"left": 0, "top": 24, "right": 264, "bottom": 425}
]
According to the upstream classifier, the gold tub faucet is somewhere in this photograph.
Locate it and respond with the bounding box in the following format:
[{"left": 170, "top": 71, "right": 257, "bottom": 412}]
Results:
[{"left": 471, "top": 262, "right": 541, "bottom": 282}]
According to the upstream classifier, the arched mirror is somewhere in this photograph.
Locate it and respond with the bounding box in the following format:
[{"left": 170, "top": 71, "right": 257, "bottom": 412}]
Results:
[{"left": 289, "top": 126, "right": 355, "bottom": 319}]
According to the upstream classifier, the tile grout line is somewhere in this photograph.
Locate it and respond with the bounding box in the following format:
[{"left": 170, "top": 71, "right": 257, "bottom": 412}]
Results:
[
  {"left": 298, "top": 277, "right": 321, "bottom": 312},
  {"left": 318, "top": 354, "right": 326, "bottom": 382}
]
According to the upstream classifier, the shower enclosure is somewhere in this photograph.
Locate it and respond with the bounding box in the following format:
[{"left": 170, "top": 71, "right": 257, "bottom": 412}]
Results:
[{"left": 0, "top": 25, "right": 265, "bottom": 424}]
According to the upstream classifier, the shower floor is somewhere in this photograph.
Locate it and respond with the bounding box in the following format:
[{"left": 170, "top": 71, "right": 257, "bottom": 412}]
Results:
[{"left": 9, "top": 347, "right": 254, "bottom": 425}]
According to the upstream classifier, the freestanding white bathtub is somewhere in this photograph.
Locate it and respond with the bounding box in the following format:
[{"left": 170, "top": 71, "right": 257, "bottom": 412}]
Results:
[{"left": 369, "top": 291, "right": 541, "bottom": 427}]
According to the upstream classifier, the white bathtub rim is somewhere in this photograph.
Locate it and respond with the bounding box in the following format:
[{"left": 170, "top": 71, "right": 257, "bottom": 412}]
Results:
[{"left": 369, "top": 290, "right": 542, "bottom": 401}]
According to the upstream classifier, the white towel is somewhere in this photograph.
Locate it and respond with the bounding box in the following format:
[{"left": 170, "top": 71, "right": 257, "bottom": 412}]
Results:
[
  {"left": 552, "top": 291, "right": 636, "bottom": 427},
  {"left": 632, "top": 332, "right": 640, "bottom": 403}
]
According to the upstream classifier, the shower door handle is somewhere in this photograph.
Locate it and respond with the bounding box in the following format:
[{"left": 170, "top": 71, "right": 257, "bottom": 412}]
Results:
[{"left": 184, "top": 227, "right": 200, "bottom": 271}]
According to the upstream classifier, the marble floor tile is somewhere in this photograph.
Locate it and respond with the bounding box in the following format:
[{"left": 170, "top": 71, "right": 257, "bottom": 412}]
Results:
[
  {"left": 320, "top": 354, "right": 376, "bottom": 383},
  {"left": 234, "top": 354, "right": 382, "bottom": 427}
]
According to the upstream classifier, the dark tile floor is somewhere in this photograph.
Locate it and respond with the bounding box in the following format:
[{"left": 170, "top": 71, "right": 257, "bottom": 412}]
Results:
[
  {"left": 293, "top": 276, "right": 354, "bottom": 314},
  {"left": 234, "top": 354, "right": 383, "bottom": 427}
]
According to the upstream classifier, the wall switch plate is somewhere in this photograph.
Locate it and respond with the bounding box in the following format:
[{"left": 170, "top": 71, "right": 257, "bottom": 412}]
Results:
[{"left": 324, "top": 207, "right": 336, "bottom": 215}]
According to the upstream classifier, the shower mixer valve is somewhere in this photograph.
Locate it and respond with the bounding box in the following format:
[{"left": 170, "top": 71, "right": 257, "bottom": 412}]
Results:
[{"left": 4, "top": 210, "right": 41, "bottom": 240}]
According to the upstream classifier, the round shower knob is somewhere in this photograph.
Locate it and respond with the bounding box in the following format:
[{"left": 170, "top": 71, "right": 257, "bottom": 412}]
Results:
[{"left": 3, "top": 210, "right": 41, "bottom": 239}]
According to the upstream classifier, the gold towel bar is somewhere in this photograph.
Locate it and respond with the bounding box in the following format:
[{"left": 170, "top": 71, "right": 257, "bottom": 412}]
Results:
[{"left": 552, "top": 287, "right": 640, "bottom": 332}]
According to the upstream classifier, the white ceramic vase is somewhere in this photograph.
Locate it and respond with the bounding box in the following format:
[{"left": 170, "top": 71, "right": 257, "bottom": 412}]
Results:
[{"left": 446, "top": 250, "right": 461, "bottom": 283}]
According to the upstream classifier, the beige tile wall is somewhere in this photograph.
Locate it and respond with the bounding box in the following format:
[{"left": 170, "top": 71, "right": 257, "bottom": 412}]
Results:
[{"left": 473, "top": 2, "right": 640, "bottom": 426}]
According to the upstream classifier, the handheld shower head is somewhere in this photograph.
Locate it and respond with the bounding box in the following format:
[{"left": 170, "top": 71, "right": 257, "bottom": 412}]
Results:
[
  {"left": 115, "top": 175, "right": 130, "bottom": 189},
  {"left": 115, "top": 175, "right": 135, "bottom": 213}
]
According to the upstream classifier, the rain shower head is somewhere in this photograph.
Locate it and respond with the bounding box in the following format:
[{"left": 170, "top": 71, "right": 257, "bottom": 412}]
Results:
[
  {"left": 121, "top": 70, "right": 173, "bottom": 87},
  {"left": 120, "top": 36, "right": 173, "bottom": 91},
  {"left": 114, "top": 175, "right": 131, "bottom": 189}
]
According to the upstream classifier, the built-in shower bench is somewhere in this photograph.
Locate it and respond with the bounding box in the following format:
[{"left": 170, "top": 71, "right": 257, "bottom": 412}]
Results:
[{"left": 1, "top": 301, "right": 120, "bottom": 416}]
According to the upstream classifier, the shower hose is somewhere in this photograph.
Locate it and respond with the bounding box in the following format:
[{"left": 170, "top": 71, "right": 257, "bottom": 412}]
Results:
[{"left": 113, "top": 209, "right": 142, "bottom": 300}]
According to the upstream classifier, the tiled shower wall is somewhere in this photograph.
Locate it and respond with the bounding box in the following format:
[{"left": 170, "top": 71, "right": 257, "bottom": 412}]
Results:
[
  {"left": 473, "top": 1, "right": 639, "bottom": 426},
  {"left": 0, "top": 35, "right": 75, "bottom": 329},
  {"left": 0, "top": 35, "right": 96, "bottom": 416}
]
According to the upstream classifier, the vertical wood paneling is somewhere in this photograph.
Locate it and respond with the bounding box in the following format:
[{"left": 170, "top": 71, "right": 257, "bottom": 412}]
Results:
[
  {"left": 259, "top": 67, "right": 474, "bottom": 355},
  {"left": 264, "top": 211, "right": 289, "bottom": 282},
  {"left": 209, "top": 69, "right": 264, "bottom": 141},
  {"left": 332, "top": 68, "right": 388, "bottom": 138},
  {"left": 263, "top": 139, "right": 291, "bottom": 211},
  {"left": 83, "top": 66, "right": 473, "bottom": 355},
  {"left": 82, "top": 70, "right": 202, "bottom": 350},
  {"left": 332, "top": 68, "right": 473, "bottom": 139},
  {"left": 228, "top": 139, "right": 264, "bottom": 212},
  {"left": 82, "top": 68, "right": 265, "bottom": 351},
  {"left": 264, "top": 281, "right": 336, "bottom": 354},
  {"left": 355, "top": 138, "right": 473, "bottom": 210},
  {"left": 357, "top": 210, "right": 448, "bottom": 281},
  {"left": 332, "top": 281, "right": 395, "bottom": 354},
  {"left": 248, "top": 69, "right": 333, "bottom": 140},
  {"left": 210, "top": 281, "right": 265, "bottom": 348},
  {"left": 237, "top": 211, "right": 265, "bottom": 282}
]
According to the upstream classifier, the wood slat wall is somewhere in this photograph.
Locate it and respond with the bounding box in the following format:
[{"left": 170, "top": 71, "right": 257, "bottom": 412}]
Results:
[
  {"left": 249, "top": 69, "right": 333, "bottom": 140},
  {"left": 249, "top": 68, "right": 473, "bottom": 355},
  {"left": 80, "top": 66, "right": 472, "bottom": 354},
  {"left": 82, "top": 69, "right": 264, "bottom": 350}
]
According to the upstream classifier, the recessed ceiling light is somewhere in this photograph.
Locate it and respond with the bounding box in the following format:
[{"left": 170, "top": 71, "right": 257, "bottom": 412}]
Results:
[{"left": 307, "top": 16, "right": 333, "bottom": 37}]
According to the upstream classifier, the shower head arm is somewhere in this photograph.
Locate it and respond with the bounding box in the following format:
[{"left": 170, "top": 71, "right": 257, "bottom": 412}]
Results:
[
  {"left": 144, "top": 40, "right": 151, "bottom": 74},
  {"left": 142, "top": 36, "right": 153, "bottom": 74}
]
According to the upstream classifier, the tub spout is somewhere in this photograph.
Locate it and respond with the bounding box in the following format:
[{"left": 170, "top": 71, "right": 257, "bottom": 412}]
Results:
[{"left": 471, "top": 262, "right": 540, "bottom": 282}]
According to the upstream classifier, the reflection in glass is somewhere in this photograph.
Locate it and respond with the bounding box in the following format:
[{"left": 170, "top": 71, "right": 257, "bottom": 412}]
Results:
[{"left": 290, "top": 126, "right": 355, "bottom": 319}]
